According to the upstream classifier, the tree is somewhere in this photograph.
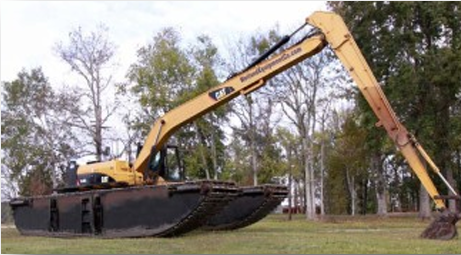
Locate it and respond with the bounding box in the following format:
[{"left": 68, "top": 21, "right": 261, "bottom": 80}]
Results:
[
  {"left": 276, "top": 127, "right": 304, "bottom": 219},
  {"left": 189, "top": 35, "right": 229, "bottom": 180},
  {"left": 225, "top": 28, "right": 285, "bottom": 186},
  {"left": 55, "top": 24, "right": 118, "bottom": 161},
  {"left": 275, "top": 49, "right": 341, "bottom": 219},
  {"left": 223, "top": 136, "right": 252, "bottom": 184},
  {"left": 1, "top": 68, "right": 78, "bottom": 197},
  {"left": 326, "top": 111, "right": 370, "bottom": 215},
  {"left": 127, "top": 28, "right": 228, "bottom": 180},
  {"left": 314, "top": 99, "right": 335, "bottom": 216}
]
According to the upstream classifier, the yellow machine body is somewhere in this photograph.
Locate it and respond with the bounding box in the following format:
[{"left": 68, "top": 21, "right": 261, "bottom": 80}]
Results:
[{"left": 77, "top": 160, "right": 143, "bottom": 186}]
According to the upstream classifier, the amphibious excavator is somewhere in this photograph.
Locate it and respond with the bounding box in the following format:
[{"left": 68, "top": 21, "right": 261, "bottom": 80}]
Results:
[{"left": 10, "top": 11, "right": 459, "bottom": 240}]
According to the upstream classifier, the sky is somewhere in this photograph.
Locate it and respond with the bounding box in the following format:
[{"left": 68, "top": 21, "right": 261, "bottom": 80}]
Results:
[{"left": 1, "top": 1, "right": 327, "bottom": 86}]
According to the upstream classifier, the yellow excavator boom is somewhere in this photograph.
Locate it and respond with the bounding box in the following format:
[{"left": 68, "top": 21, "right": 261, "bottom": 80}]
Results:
[
  {"left": 131, "top": 11, "right": 455, "bottom": 212},
  {"left": 132, "top": 34, "right": 328, "bottom": 175}
]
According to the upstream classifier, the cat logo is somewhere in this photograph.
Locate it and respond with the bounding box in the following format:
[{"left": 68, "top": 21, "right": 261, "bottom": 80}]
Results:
[{"left": 208, "top": 86, "right": 235, "bottom": 101}]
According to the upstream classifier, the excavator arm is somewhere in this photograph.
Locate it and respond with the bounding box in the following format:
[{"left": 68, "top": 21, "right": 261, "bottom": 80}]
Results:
[
  {"left": 307, "top": 13, "right": 459, "bottom": 240},
  {"left": 134, "top": 11, "right": 456, "bottom": 213},
  {"left": 307, "top": 11, "right": 459, "bottom": 210},
  {"left": 132, "top": 32, "right": 328, "bottom": 176}
]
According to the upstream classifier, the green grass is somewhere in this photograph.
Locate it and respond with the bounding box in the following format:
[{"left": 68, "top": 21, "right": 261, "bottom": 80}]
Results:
[{"left": 2, "top": 214, "right": 460, "bottom": 254}]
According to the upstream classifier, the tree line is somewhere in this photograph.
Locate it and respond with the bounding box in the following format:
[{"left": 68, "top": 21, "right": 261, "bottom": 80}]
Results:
[{"left": 2, "top": 2, "right": 460, "bottom": 219}]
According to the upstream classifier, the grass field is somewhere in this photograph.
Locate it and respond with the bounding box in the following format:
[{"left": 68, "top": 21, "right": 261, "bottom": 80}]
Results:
[{"left": 2, "top": 214, "right": 460, "bottom": 254}]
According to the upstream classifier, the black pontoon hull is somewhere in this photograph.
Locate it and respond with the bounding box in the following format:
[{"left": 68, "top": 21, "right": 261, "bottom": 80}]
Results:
[
  {"left": 204, "top": 184, "right": 288, "bottom": 230},
  {"left": 10, "top": 180, "right": 237, "bottom": 238}
]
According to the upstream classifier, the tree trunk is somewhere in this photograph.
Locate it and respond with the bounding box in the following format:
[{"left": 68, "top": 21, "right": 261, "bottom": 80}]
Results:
[
  {"left": 294, "top": 180, "right": 299, "bottom": 213},
  {"left": 309, "top": 93, "right": 317, "bottom": 219},
  {"left": 304, "top": 137, "right": 315, "bottom": 220},
  {"left": 252, "top": 150, "right": 257, "bottom": 186},
  {"left": 94, "top": 105, "right": 103, "bottom": 161},
  {"left": 211, "top": 130, "right": 218, "bottom": 180},
  {"left": 299, "top": 180, "right": 305, "bottom": 213},
  {"left": 309, "top": 139, "right": 316, "bottom": 217},
  {"left": 346, "top": 169, "right": 356, "bottom": 216},
  {"left": 199, "top": 146, "right": 210, "bottom": 180},
  {"left": 50, "top": 162, "right": 57, "bottom": 194},
  {"left": 446, "top": 166, "right": 458, "bottom": 213},
  {"left": 418, "top": 184, "right": 431, "bottom": 219},
  {"left": 248, "top": 97, "right": 258, "bottom": 186},
  {"left": 376, "top": 191, "right": 387, "bottom": 216},
  {"left": 201, "top": 148, "right": 211, "bottom": 180},
  {"left": 418, "top": 160, "right": 431, "bottom": 219},
  {"left": 373, "top": 154, "right": 387, "bottom": 216},
  {"left": 362, "top": 179, "right": 368, "bottom": 215},
  {"left": 288, "top": 147, "right": 293, "bottom": 220},
  {"left": 194, "top": 123, "right": 210, "bottom": 179},
  {"left": 320, "top": 138, "right": 325, "bottom": 216},
  {"left": 288, "top": 173, "right": 293, "bottom": 220}
]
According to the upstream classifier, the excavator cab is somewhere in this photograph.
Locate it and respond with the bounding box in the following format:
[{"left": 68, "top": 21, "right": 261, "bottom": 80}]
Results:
[
  {"left": 147, "top": 145, "right": 185, "bottom": 182},
  {"left": 144, "top": 144, "right": 185, "bottom": 183},
  {"left": 162, "top": 145, "right": 185, "bottom": 181}
]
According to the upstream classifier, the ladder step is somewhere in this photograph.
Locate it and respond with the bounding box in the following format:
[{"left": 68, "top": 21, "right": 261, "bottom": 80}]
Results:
[
  {"left": 49, "top": 198, "right": 59, "bottom": 231},
  {"left": 81, "top": 198, "right": 92, "bottom": 234}
]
